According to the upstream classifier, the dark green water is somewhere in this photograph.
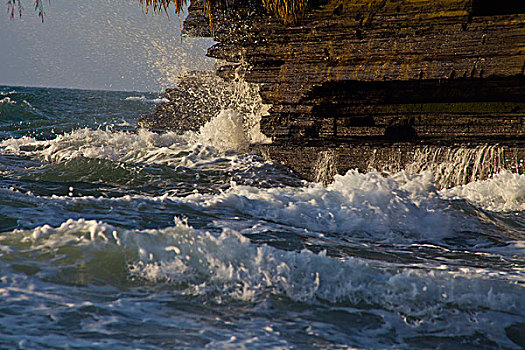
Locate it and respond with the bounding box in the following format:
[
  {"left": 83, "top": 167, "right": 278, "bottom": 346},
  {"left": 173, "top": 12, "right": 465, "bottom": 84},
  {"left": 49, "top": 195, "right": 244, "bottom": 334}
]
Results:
[{"left": 0, "top": 86, "right": 524, "bottom": 349}]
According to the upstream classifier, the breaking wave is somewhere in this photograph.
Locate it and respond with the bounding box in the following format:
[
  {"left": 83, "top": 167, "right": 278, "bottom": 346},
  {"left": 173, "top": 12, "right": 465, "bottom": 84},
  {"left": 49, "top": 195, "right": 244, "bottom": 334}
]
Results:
[
  {"left": 0, "top": 218, "right": 522, "bottom": 348},
  {"left": 181, "top": 170, "right": 451, "bottom": 242},
  {"left": 0, "top": 97, "right": 17, "bottom": 105},
  {"left": 441, "top": 171, "right": 525, "bottom": 212},
  {"left": 3, "top": 118, "right": 525, "bottom": 245},
  {"left": 124, "top": 95, "right": 170, "bottom": 104}
]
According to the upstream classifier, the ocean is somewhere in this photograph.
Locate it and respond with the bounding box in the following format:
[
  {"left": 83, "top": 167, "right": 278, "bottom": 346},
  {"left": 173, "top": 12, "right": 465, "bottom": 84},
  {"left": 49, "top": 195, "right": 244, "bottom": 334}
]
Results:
[{"left": 0, "top": 85, "right": 523, "bottom": 349}]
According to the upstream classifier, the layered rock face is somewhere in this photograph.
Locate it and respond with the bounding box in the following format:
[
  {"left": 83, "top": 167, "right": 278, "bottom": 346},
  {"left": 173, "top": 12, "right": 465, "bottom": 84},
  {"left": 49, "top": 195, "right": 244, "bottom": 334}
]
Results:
[{"left": 146, "top": 0, "right": 525, "bottom": 185}]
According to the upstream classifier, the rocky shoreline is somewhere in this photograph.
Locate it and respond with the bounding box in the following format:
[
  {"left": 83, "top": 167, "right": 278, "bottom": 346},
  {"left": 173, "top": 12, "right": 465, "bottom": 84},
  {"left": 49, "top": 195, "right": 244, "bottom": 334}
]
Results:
[{"left": 139, "top": 0, "right": 525, "bottom": 185}]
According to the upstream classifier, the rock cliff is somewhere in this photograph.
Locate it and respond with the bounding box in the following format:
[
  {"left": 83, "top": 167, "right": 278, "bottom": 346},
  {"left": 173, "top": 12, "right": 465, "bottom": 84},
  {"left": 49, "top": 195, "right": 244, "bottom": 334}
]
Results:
[{"left": 142, "top": 0, "right": 525, "bottom": 185}]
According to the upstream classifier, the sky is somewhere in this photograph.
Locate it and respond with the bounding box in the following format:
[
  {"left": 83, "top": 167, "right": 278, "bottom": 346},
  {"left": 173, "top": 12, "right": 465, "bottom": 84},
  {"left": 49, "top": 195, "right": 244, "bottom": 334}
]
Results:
[{"left": 0, "top": 0, "right": 215, "bottom": 92}]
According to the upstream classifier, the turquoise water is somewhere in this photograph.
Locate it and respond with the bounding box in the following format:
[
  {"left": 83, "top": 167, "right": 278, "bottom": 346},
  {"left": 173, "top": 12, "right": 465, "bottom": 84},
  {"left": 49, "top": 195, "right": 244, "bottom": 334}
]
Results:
[{"left": 0, "top": 85, "right": 524, "bottom": 349}]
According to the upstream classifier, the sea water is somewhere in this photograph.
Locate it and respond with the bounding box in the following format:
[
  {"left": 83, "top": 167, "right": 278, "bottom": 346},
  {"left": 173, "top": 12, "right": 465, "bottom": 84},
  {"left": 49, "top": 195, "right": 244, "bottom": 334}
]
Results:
[{"left": 0, "top": 85, "right": 523, "bottom": 349}]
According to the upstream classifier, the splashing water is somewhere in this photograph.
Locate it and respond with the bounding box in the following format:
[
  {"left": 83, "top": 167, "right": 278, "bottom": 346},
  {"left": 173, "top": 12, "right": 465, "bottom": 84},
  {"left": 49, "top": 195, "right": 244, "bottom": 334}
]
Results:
[
  {"left": 196, "top": 109, "right": 249, "bottom": 152},
  {"left": 407, "top": 145, "right": 509, "bottom": 188},
  {"left": 0, "top": 86, "right": 524, "bottom": 349},
  {"left": 314, "top": 149, "right": 338, "bottom": 185}
]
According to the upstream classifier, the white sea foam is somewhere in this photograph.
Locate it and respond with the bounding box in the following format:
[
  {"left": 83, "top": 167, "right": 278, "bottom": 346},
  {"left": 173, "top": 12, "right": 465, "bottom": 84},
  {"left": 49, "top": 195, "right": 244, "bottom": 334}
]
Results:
[
  {"left": 441, "top": 171, "right": 525, "bottom": 212},
  {"left": 0, "top": 127, "right": 217, "bottom": 167},
  {"left": 181, "top": 170, "right": 450, "bottom": 241},
  {"left": 2, "top": 127, "right": 522, "bottom": 243},
  {"left": 2, "top": 218, "right": 522, "bottom": 345},
  {"left": 1, "top": 117, "right": 523, "bottom": 244},
  {"left": 0, "top": 97, "right": 16, "bottom": 105},
  {"left": 124, "top": 96, "right": 169, "bottom": 103},
  {"left": 195, "top": 109, "right": 249, "bottom": 152},
  {"left": 1, "top": 109, "right": 264, "bottom": 165}
]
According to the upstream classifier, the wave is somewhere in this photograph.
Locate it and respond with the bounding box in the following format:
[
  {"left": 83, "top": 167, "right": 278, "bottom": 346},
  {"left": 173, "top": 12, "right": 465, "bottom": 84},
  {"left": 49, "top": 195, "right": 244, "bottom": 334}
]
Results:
[
  {"left": 177, "top": 169, "right": 524, "bottom": 241},
  {"left": 441, "top": 171, "right": 525, "bottom": 212},
  {"left": 1, "top": 107, "right": 264, "bottom": 165},
  {"left": 3, "top": 130, "right": 524, "bottom": 243},
  {"left": 0, "top": 90, "right": 17, "bottom": 96},
  {"left": 1, "top": 128, "right": 196, "bottom": 164},
  {"left": 124, "top": 96, "right": 169, "bottom": 104},
  {"left": 0, "top": 97, "right": 17, "bottom": 105},
  {"left": 2, "top": 109, "right": 524, "bottom": 245},
  {"left": 1, "top": 218, "right": 522, "bottom": 346},
  {"left": 181, "top": 170, "right": 451, "bottom": 242},
  {"left": 0, "top": 91, "right": 31, "bottom": 106}
]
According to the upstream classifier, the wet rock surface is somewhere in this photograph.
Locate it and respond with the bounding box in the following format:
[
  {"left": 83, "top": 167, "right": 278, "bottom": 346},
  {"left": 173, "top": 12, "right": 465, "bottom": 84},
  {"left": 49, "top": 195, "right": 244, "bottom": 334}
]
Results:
[
  {"left": 251, "top": 141, "right": 525, "bottom": 187},
  {"left": 143, "top": 0, "right": 525, "bottom": 182}
]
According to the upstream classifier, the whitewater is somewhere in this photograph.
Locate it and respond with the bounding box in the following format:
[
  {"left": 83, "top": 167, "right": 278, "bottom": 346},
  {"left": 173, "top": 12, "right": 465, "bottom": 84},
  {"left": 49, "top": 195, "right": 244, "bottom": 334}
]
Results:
[{"left": 0, "top": 85, "right": 523, "bottom": 349}]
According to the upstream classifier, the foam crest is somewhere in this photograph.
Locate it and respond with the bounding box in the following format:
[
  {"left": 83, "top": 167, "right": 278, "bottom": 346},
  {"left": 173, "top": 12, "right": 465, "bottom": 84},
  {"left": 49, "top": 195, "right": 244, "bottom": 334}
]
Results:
[
  {"left": 124, "top": 96, "right": 169, "bottom": 104},
  {"left": 2, "top": 108, "right": 267, "bottom": 167},
  {"left": 441, "top": 171, "right": 525, "bottom": 212},
  {"left": 0, "top": 127, "right": 225, "bottom": 168},
  {"left": 184, "top": 170, "right": 449, "bottom": 241},
  {"left": 5, "top": 218, "right": 522, "bottom": 337},
  {"left": 0, "top": 97, "right": 17, "bottom": 105}
]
